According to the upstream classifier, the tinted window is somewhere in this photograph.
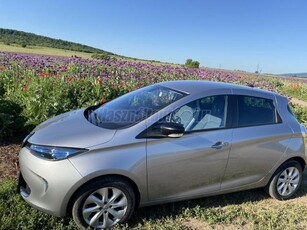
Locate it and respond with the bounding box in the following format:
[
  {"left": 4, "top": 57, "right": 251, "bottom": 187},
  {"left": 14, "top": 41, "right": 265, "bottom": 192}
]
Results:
[
  {"left": 88, "top": 85, "right": 186, "bottom": 129},
  {"left": 237, "top": 96, "right": 278, "bottom": 127},
  {"left": 158, "top": 95, "right": 228, "bottom": 131}
]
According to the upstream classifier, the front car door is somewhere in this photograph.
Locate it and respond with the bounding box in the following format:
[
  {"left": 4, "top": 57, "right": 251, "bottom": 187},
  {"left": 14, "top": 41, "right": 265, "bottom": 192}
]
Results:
[{"left": 145, "top": 94, "right": 234, "bottom": 202}]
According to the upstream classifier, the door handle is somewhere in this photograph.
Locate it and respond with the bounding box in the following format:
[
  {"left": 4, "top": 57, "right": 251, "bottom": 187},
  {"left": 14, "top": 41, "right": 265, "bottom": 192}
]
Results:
[{"left": 211, "top": 141, "right": 229, "bottom": 150}]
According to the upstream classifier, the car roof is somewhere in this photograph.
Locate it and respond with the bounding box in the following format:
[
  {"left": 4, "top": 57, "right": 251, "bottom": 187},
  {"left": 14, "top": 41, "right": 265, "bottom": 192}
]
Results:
[{"left": 158, "top": 80, "right": 281, "bottom": 98}]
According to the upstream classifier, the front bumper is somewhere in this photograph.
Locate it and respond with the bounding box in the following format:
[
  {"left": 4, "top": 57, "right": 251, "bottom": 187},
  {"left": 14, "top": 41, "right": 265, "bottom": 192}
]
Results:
[{"left": 18, "top": 147, "right": 85, "bottom": 217}]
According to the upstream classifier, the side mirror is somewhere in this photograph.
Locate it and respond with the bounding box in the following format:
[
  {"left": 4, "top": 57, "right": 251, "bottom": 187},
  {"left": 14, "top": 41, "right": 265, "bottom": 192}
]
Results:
[{"left": 160, "top": 123, "right": 184, "bottom": 138}]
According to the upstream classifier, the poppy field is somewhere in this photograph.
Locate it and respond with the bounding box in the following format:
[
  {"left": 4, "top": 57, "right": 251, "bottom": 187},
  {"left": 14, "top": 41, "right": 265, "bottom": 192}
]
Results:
[
  {"left": 1, "top": 51, "right": 306, "bottom": 140},
  {"left": 1, "top": 51, "right": 307, "bottom": 229}
]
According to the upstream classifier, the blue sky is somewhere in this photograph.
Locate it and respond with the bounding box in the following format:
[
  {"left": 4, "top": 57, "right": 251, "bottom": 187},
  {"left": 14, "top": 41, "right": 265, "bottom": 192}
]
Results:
[{"left": 0, "top": 0, "right": 307, "bottom": 74}]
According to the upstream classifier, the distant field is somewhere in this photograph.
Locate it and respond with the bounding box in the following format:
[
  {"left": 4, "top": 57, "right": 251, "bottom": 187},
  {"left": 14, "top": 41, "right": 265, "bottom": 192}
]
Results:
[
  {"left": 0, "top": 43, "right": 94, "bottom": 59},
  {"left": 0, "top": 43, "right": 168, "bottom": 65}
]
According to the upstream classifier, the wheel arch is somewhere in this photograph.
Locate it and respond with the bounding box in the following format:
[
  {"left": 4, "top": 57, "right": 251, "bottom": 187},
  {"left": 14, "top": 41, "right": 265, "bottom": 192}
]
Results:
[
  {"left": 281, "top": 157, "right": 306, "bottom": 171},
  {"left": 264, "top": 156, "right": 305, "bottom": 200},
  {"left": 66, "top": 174, "right": 141, "bottom": 215},
  {"left": 267, "top": 156, "right": 306, "bottom": 186}
]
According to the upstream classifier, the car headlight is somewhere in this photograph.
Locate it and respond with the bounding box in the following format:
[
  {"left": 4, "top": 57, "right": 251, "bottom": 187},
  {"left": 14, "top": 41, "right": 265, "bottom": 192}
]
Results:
[{"left": 27, "top": 143, "right": 88, "bottom": 160}]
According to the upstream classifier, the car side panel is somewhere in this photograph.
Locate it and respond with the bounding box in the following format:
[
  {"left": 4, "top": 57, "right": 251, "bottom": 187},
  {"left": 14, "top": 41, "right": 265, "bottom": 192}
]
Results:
[
  {"left": 275, "top": 95, "right": 307, "bottom": 163},
  {"left": 221, "top": 123, "right": 292, "bottom": 190},
  {"left": 147, "top": 129, "right": 233, "bottom": 201},
  {"left": 68, "top": 130, "right": 148, "bottom": 203}
]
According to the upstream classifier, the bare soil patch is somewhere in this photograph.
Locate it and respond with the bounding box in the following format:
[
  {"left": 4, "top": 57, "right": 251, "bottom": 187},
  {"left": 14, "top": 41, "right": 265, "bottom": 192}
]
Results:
[
  {"left": 291, "top": 98, "right": 307, "bottom": 107},
  {"left": 0, "top": 137, "right": 22, "bottom": 182}
]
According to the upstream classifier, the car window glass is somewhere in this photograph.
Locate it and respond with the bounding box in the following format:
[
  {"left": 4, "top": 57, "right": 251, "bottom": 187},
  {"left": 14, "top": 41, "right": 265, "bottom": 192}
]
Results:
[
  {"left": 158, "top": 95, "right": 228, "bottom": 131},
  {"left": 89, "top": 85, "right": 185, "bottom": 129},
  {"left": 238, "top": 96, "right": 277, "bottom": 127}
]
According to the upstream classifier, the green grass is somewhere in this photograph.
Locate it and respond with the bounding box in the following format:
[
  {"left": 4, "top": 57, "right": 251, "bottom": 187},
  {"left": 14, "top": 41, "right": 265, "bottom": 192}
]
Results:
[
  {"left": 280, "top": 81, "right": 307, "bottom": 102},
  {"left": 1, "top": 175, "right": 307, "bottom": 230},
  {"left": 291, "top": 104, "right": 307, "bottom": 126},
  {"left": 0, "top": 43, "right": 95, "bottom": 59}
]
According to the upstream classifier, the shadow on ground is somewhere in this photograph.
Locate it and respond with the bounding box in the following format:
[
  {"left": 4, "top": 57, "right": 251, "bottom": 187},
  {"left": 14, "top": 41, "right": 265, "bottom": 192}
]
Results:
[{"left": 129, "top": 171, "right": 307, "bottom": 226}]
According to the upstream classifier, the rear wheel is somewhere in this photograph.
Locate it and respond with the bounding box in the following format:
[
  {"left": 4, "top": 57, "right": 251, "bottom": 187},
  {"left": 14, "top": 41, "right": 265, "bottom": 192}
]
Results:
[
  {"left": 265, "top": 160, "right": 303, "bottom": 200},
  {"left": 72, "top": 177, "right": 136, "bottom": 229}
]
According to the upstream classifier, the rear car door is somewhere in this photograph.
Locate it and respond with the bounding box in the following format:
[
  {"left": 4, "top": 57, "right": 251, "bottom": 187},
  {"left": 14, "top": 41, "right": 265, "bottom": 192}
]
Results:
[{"left": 221, "top": 92, "right": 292, "bottom": 190}]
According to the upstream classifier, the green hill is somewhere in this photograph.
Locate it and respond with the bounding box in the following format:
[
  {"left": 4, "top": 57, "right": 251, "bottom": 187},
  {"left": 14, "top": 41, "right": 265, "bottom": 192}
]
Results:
[
  {"left": 0, "top": 28, "right": 113, "bottom": 55},
  {"left": 0, "top": 28, "right": 176, "bottom": 64}
]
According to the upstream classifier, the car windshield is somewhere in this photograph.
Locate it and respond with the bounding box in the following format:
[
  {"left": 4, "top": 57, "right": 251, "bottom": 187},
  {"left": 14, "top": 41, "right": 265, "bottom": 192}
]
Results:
[{"left": 88, "top": 85, "right": 186, "bottom": 129}]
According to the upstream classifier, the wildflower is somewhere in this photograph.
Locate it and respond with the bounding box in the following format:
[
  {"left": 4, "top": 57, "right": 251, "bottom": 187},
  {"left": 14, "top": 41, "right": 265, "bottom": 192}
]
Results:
[{"left": 40, "top": 72, "right": 47, "bottom": 78}]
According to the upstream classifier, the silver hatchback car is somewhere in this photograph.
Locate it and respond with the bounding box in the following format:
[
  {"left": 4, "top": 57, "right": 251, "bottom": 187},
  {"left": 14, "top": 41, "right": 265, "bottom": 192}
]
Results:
[{"left": 18, "top": 80, "right": 307, "bottom": 229}]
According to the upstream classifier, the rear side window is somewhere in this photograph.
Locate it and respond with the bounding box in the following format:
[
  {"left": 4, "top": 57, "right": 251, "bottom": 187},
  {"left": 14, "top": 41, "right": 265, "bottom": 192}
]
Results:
[{"left": 237, "top": 96, "right": 280, "bottom": 127}]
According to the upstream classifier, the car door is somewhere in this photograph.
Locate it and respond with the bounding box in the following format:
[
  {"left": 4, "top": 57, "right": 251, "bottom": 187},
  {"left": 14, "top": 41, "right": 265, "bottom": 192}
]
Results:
[
  {"left": 146, "top": 95, "right": 234, "bottom": 201},
  {"left": 221, "top": 93, "right": 292, "bottom": 190}
]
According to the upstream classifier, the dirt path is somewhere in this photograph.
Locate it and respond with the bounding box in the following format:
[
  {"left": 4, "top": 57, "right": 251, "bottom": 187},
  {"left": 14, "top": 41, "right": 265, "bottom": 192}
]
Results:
[{"left": 291, "top": 98, "right": 307, "bottom": 107}]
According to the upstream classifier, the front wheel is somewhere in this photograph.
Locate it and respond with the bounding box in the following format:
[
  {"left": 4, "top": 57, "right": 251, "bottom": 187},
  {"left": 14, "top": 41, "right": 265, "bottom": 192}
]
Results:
[
  {"left": 265, "top": 160, "right": 303, "bottom": 200},
  {"left": 72, "top": 177, "right": 136, "bottom": 229}
]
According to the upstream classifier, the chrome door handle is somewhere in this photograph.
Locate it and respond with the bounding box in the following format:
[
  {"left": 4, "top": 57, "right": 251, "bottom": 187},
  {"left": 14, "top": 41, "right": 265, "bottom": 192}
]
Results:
[{"left": 211, "top": 141, "right": 229, "bottom": 150}]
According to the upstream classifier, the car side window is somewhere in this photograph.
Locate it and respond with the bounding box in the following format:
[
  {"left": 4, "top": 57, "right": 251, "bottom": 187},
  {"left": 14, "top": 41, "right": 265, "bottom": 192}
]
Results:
[
  {"left": 158, "top": 95, "right": 228, "bottom": 131},
  {"left": 237, "top": 96, "right": 280, "bottom": 127}
]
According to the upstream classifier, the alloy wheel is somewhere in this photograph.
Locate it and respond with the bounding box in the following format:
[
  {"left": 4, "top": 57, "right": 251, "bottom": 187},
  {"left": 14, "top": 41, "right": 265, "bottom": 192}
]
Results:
[
  {"left": 82, "top": 187, "right": 128, "bottom": 228},
  {"left": 276, "top": 167, "right": 300, "bottom": 196}
]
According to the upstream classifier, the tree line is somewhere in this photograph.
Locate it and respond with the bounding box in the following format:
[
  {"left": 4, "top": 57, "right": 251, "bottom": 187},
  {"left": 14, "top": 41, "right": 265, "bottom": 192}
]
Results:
[{"left": 0, "top": 28, "right": 112, "bottom": 54}]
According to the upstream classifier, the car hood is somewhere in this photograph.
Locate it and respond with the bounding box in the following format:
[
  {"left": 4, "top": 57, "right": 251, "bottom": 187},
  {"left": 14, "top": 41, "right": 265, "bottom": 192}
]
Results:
[{"left": 28, "top": 109, "right": 116, "bottom": 148}]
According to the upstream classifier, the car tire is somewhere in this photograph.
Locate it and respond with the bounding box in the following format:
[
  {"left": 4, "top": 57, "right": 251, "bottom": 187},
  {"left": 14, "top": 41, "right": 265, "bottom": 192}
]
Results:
[
  {"left": 72, "top": 177, "right": 136, "bottom": 229},
  {"left": 265, "top": 160, "right": 303, "bottom": 200}
]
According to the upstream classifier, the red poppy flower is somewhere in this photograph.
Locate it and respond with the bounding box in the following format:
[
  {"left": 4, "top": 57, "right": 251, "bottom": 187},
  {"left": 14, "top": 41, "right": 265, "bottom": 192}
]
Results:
[{"left": 40, "top": 72, "right": 47, "bottom": 78}]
